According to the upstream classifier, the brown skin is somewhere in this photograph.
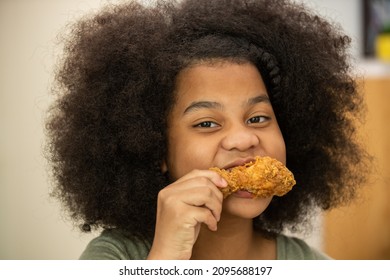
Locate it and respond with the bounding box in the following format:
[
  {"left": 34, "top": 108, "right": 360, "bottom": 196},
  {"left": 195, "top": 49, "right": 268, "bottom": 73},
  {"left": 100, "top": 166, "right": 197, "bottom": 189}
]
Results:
[{"left": 148, "top": 62, "right": 285, "bottom": 259}]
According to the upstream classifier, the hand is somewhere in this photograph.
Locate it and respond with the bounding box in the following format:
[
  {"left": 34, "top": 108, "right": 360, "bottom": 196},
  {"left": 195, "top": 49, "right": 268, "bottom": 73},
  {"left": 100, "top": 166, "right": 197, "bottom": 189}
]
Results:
[{"left": 147, "top": 169, "right": 227, "bottom": 260}]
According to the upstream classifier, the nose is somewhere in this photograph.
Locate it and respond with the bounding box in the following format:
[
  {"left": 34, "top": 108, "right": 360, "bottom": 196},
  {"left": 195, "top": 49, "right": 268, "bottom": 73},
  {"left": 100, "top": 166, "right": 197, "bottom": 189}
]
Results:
[{"left": 220, "top": 123, "right": 260, "bottom": 152}]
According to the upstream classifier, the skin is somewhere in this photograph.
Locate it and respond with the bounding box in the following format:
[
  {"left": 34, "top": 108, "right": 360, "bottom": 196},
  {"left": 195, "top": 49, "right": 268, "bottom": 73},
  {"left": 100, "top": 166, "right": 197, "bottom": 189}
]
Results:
[{"left": 148, "top": 61, "right": 286, "bottom": 260}]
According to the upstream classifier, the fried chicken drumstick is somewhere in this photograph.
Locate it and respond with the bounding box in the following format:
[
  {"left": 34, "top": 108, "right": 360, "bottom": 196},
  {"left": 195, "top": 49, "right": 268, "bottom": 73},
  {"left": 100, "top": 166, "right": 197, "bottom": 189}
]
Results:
[{"left": 210, "top": 156, "right": 296, "bottom": 198}]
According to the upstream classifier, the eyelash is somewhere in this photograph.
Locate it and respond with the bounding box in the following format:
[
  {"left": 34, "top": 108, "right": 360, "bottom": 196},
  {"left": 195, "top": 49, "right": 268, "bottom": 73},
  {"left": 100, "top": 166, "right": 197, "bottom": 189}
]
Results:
[
  {"left": 247, "top": 116, "right": 269, "bottom": 124},
  {"left": 194, "top": 115, "right": 269, "bottom": 128},
  {"left": 194, "top": 121, "right": 219, "bottom": 128}
]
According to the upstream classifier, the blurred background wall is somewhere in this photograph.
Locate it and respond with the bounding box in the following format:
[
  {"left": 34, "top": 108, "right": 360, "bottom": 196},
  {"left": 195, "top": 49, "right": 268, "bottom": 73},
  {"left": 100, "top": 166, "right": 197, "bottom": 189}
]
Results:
[{"left": 1, "top": 0, "right": 389, "bottom": 259}]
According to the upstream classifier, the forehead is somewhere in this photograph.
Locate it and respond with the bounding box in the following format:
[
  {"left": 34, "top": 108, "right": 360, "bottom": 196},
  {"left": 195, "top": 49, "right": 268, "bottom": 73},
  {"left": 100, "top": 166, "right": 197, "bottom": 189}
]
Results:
[
  {"left": 173, "top": 61, "right": 267, "bottom": 102},
  {"left": 167, "top": 62, "right": 270, "bottom": 121}
]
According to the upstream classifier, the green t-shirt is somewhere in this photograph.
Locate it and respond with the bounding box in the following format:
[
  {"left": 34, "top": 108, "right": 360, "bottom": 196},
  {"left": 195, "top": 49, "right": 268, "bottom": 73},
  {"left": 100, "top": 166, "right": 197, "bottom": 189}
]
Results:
[{"left": 79, "top": 229, "right": 330, "bottom": 260}]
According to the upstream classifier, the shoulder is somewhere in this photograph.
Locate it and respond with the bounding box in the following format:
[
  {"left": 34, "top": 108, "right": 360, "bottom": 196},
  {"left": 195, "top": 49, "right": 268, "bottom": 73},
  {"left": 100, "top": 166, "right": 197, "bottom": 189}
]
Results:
[
  {"left": 79, "top": 229, "right": 151, "bottom": 260},
  {"left": 276, "top": 234, "right": 331, "bottom": 260}
]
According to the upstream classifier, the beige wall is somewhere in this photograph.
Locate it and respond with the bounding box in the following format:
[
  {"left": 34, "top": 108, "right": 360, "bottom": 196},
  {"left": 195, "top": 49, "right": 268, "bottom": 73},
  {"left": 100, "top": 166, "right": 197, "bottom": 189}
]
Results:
[
  {"left": 0, "top": 0, "right": 106, "bottom": 260},
  {"left": 324, "top": 78, "right": 390, "bottom": 259},
  {"left": 0, "top": 0, "right": 379, "bottom": 259}
]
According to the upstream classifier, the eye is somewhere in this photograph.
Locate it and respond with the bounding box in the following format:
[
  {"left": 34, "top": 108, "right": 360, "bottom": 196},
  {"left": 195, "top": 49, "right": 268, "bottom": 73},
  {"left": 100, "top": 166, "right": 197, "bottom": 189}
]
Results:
[
  {"left": 247, "top": 116, "right": 269, "bottom": 124},
  {"left": 194, "top": 121, "right": 219, "bottom": 128}
]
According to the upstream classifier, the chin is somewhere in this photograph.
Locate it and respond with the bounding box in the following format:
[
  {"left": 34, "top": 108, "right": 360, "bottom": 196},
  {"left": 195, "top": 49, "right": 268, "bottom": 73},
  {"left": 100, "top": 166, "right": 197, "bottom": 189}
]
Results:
[{"left": 222, "top": 195, "right": 272, "bottom": 219}]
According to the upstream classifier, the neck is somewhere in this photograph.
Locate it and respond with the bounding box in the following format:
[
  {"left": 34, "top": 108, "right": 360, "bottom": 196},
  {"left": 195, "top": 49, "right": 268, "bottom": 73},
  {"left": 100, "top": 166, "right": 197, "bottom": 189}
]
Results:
[{"left": 190, "top": 214, "right": 276, "bottom": 260}]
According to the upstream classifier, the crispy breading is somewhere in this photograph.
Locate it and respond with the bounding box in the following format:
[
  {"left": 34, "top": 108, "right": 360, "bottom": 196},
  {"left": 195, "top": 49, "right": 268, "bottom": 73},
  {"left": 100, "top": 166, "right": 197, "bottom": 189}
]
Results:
[{"left": 210, "top": 156, "right": 296, "bottom": 198}]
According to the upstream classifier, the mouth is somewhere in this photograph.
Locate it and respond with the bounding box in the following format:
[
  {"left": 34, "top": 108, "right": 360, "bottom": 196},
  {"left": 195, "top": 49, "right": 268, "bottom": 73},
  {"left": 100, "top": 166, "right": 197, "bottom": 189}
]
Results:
[
  {"left": 232, "top": 189, "right": 254, "bottom": 199},
  {"left": 222, "top": 158, "right": 255, "bottom": 171},
  {"left": 210, "top": 156, "right": 296, "bottom": 199}
]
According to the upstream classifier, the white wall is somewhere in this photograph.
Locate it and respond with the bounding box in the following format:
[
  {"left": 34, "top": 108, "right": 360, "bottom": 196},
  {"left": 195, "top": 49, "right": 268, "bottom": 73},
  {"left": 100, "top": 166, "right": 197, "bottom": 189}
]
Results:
[
  {"left": 300, "top": 0, "right": 362, "bottom": 59},
  {"left": 0, "top": 0, "right": 364, "bottom": 259}
]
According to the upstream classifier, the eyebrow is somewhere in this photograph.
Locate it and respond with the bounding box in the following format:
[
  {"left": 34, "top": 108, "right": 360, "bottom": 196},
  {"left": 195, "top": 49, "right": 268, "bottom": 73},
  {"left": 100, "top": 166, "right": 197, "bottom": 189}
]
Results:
[
  {"left": 247, "top": 95, "right": 271, "bottom": 105},
  {"left": 183, "top": 94, "right": 270, "bottom": 115},
  {"left": 183, "top": 101, "right": 223, "bottom": 115}
]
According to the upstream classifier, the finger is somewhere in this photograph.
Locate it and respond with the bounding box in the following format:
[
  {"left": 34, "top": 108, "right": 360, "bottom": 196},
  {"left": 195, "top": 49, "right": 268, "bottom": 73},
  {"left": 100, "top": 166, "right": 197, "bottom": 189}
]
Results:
[
  {"left": 187, "top": 194, "right": 223, "bottom": 223},
  {"left": 188, "top": 172, "right": 227, "bottom": 203},
  {"left": 177, "top": 177, "right": 224, "bottom": 219},
  {"left": 177, "top": 169, "right": 228, "bottom": 188},
  {"left": 188, "top": 207, "right": 219, "bottom": 232}
]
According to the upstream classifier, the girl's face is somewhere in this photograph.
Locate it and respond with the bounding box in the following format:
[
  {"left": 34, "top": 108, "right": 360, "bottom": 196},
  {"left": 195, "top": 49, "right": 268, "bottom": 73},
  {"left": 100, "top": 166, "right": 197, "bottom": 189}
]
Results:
[{"left": 163, "top": 62, "right": 286, "bottom": 218}]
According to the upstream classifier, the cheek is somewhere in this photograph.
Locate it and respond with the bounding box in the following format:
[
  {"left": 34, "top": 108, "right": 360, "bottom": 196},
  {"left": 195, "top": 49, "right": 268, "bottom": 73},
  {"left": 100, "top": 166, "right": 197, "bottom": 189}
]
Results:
[
  {"left": 266, "top": 128, "right": 286, "bottom": 164},
  {"left": 274, "top": 137, "right": 286, "bottom": 164},
  {"left": 166, "top": 135, "right": 215, "bottom": 179}
]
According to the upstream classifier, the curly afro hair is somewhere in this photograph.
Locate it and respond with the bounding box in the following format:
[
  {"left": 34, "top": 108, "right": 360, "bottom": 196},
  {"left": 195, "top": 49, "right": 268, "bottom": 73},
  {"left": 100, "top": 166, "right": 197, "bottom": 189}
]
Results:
[{"left": 46, "top": 0, "right": 371, "bottom": 239}]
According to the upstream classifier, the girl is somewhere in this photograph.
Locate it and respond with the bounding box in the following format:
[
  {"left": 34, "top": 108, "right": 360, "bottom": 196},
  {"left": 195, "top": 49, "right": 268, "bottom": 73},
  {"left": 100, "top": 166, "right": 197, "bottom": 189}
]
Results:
[{"left": 46, "top": 0, "right": 371, "bottom": 259}]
